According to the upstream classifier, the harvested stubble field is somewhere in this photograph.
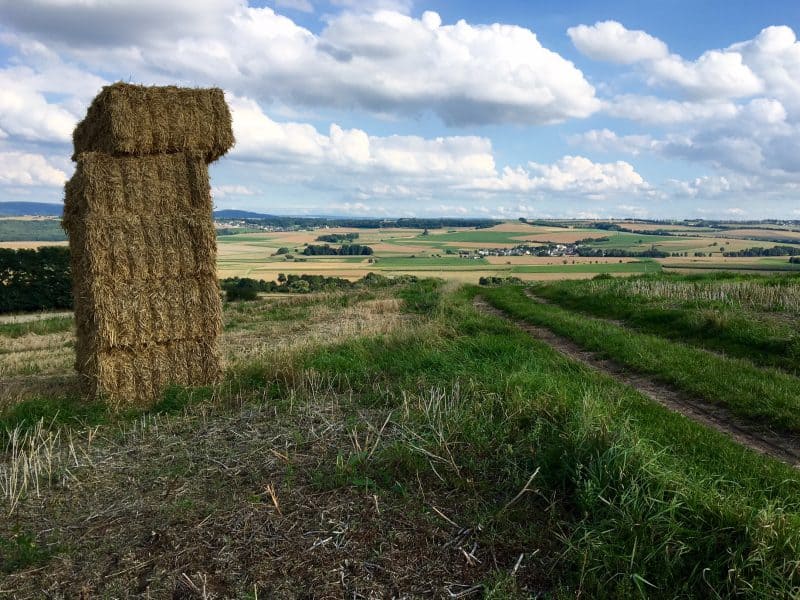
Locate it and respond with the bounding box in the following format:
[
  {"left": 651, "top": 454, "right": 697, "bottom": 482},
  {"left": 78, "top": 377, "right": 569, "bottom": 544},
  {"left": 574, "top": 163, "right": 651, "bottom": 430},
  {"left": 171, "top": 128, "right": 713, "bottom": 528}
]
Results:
[{"left": 2, "top": 275, "right": 800, "bottom": 598}]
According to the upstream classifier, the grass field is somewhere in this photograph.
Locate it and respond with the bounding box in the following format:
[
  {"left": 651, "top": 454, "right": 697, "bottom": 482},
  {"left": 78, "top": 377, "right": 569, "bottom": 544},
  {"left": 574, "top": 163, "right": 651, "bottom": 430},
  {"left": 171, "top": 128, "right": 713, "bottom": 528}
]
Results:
[
  {"left": 2, "top": 276, "right": 800, "bottom": 597},
  {"left": 525, "top": 272, "right": 800, "bottom": 374}
]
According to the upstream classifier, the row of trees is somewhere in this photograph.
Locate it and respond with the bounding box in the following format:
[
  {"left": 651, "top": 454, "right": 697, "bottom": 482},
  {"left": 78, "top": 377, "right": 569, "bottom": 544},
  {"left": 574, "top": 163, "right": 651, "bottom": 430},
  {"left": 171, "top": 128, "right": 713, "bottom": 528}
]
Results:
[
  {"left": 723, "top": 245, "right": 800, "bottom": 257},
  {"left": 315, "top": 232, "right": 359, "bottom": 243},
  {"left": 576, "top": 247, "right": 670, "bottom": 258},
  {"left": 0, "top": 247, "right": 72, "bottom": 313},
  {"left": 221, "top": 272, "right": 418, "bottom": 300},
  {"left": 303, "top": 244, "right": 374, "bottom": 256}
]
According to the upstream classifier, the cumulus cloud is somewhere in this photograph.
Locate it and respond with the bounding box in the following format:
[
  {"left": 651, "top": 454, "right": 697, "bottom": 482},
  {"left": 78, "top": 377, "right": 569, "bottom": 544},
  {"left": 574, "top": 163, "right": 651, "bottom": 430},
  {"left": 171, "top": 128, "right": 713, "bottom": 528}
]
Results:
[
  {"left": 228, "top": 95, "right": 497, "bottom": 180},
  {"left": 648, "top": 51, "right": 762, "bottom": 99},
  {"left": 226, "top": 98, "right": 649, "bottom": 204},
  {"left": 568, "top": 21, "right": 668, "bottom": 64},
  {"left": 568, "top": 128, "right": 655, "bottom": 155},
  {"left": 570, "top": 20, "right": 766, "bottom": 100},
  {"left": 0, "top": 152, "right": 68, "bottom": 186},
  {"left": 212, "top": 184, "right": 257, "bottom": 197},
  {"left": 0, "top": 72, "right": 78, "bottom": 143},
  {"left": 0, "top": 0, "right": 242, "bottom": 48},
  {"left": 468, "top": 155, "right": 647, "bottom": 196},
  {"left": 605, "top": 95, "right": 741, "bottom": 125},
  {"left": 0, "top": 4, "right": 599, "bottom": 126},
  {"left": 729, "top": 26, "right": 800, "bottom": 114}
]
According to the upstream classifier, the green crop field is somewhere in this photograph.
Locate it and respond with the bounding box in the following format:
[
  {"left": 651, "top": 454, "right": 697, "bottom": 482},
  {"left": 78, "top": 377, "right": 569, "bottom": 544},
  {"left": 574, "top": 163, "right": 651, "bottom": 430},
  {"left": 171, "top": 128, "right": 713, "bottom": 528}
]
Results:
[{"left": 511, "top": 260, "right": 661, "bottom": 274}]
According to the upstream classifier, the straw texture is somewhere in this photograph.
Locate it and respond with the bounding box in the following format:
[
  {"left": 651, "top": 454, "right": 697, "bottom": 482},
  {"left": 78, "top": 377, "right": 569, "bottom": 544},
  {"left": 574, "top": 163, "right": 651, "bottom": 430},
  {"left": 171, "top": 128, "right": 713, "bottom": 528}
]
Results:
[
  {"left": 73, "top": 83, "right": 234, "bottom": 162},
  {"left": 64, "top": 84, "right": 233, "bottom": 407}
]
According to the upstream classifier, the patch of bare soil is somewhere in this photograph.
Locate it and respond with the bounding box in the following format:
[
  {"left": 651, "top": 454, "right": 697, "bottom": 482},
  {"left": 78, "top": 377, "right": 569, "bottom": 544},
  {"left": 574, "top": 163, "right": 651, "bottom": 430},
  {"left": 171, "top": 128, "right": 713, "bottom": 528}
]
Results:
[{"left": 474, "top": 297, "right": 800, "bottom": 469}]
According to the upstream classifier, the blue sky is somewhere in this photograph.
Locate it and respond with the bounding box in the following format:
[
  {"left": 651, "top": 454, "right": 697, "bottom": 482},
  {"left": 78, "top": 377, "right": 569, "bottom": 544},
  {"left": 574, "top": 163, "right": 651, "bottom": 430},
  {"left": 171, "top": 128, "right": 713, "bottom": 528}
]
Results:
[{"left": 0, "top": 0, "right": 799, "bottom": 219}]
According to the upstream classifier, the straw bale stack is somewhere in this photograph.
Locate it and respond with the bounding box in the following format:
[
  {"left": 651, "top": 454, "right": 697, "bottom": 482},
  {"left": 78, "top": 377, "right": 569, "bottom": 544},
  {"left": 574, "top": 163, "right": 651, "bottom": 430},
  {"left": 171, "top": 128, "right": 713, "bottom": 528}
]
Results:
[{"left": 63, "top": 83, "right": 233, "bottom": 407}]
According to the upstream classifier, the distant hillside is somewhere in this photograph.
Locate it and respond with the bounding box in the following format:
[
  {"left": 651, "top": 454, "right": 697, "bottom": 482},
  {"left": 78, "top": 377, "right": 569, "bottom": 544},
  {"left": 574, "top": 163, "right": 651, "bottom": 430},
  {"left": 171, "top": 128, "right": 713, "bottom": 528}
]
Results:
[
  {"left": 0, "top": 202, "right": 63, "bottom": 217},
  {"left": 213, "top": 209, "right": 275, "bottom": 219}
]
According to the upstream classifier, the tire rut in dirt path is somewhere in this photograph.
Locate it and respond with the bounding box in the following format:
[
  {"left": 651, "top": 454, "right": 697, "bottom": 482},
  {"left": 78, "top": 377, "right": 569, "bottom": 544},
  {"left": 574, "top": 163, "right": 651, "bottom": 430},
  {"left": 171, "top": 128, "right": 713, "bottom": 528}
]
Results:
[
  {"left": 523, "top": 288, "right": 735, "bottom": 362},
  {"left": 523, "top": 288, "right": 626, "bottom": 327},
  {"left": 474, "top": 296, "right": 800, "bottom": 469}
]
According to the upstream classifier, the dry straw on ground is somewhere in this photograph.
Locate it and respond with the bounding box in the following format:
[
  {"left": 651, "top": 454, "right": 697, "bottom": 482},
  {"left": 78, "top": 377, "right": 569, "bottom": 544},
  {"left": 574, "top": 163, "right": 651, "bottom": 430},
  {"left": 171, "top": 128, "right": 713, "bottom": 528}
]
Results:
[{"left": 63, "top": 82, "right": 234, "bottom": 407}]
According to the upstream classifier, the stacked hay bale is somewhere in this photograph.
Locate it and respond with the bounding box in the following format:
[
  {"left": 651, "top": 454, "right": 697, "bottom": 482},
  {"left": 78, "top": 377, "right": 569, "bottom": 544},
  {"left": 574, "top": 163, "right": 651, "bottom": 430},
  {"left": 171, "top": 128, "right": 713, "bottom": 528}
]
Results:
[{"left": 63, "top": 83, "right": 234, "bottom": 407}]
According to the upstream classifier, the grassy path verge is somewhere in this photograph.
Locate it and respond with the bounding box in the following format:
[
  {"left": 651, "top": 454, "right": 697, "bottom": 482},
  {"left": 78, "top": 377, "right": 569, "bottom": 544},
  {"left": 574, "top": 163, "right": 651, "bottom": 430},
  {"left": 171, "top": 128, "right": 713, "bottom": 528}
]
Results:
[
  {"left": 529, "top": 275, "right": 800, "bottom": 375},
  {"left": 296, "top": 284, "right": 800, "bottom": 597},
  {"left": 475, "top": 295, "right": 800, "bottom": 466},
  {"left": 480, "top": 285, "right": 800, "bottom": 435}
]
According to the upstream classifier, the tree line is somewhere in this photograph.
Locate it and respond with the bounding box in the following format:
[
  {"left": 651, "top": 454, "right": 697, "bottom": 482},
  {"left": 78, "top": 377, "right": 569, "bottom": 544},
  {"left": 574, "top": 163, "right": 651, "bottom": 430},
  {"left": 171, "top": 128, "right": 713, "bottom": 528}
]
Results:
[
  {"left": 220, "top": 272, "right": 418, "bottom": 300},
  {"left": 722, "top": 245, "right": 800, "bottom": 257},
  {"left": 576, "top": 247, "right": 670, "bottom": 258},
  {"left": 0, "top": 247, "right": 72, "bottom": 313},
  {"left": 315, "top": 232, "right": 359, "bottom": 243},
  {"left": 303, "top": 244, "right": 374, "bottom": 256}
]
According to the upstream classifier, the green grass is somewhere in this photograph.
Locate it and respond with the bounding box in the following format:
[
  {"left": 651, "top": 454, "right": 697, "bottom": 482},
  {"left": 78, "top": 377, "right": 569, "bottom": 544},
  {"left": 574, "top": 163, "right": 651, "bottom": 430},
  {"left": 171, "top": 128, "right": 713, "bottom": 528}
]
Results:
[
  {"left": 0, "top": 395, "right": 108, "bottom": 438},
  {"left": 0, "top": 316, "right": 73, "bottom": 338},
  {"left": 1, "top": 531, "right": 56, "bottom": 573},
  {"left": 530, "top": 273, "right": 800, "bottom": 374},
  {"left": 666, "top": 261, "right": 800, "bottom": 272},
  {"left": 511, "top": 260, "right": 661, "bottom": 274},
  {"left": 274, "top": 283, "right": 800, "bottom": 597},
  {"left": 374, "top": 256, "right": 489, "bottom": 267},
  {"left": 481, "top": 285, "right": 800, "bottom": 434},
  {"left": 587, "top": 231, "right": 687, "bottom": 249}
]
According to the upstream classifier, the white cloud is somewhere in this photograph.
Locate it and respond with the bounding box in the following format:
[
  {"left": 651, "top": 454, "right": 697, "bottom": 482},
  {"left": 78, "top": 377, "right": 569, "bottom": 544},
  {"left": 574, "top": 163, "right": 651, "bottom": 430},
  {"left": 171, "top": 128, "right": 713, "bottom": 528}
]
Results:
[
  {"left": 605, "top": 95, "right": 740, "bottom": 125},
  {"left": 648, "top": 51, "right": 762, "bottom": 99},
  {"left": 0, "top": 4, "right": 600, "bottom": 126},
  {"left": 228, "top": 95, "right": 497, "bottom": 179},
  {"left": 330, "top": 0, "right": 413, "bottom": 13},
  {"left": 0, "top": 0, "right": 243, "bottom": 48},
  {"left": 468, "top": 155, "right": 647, "bottom": 196},
  {"left": 568, "top": 21, "right": 668, "bottom": 64},
  {"left": 274, "top": 0, "right": 313, "bottom": 12},
  {"left": 568, "top": 128, "right": 654, "bottom": 155},
  {"left": 730, "top": 26, "right": 800, "bottom": 114},
  {"left": 570, "top": 21, "right": 764, "bottom": 100},
  {"left": 0, "top": 71, "right": 77, "bottom": 143},
  {"left": 212, "top": 184, "right": 257, "bottom": 197},
  {"left": 0, "top": 152, "right": 68, "bottom": 186}
]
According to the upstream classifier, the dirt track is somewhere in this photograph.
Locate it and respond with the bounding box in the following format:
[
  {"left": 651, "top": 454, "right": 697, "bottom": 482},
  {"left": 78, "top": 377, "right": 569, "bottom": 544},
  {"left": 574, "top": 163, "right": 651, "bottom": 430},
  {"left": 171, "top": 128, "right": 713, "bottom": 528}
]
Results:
[{"left": 474, "top": 296, "right": 800, "bottom": 469}]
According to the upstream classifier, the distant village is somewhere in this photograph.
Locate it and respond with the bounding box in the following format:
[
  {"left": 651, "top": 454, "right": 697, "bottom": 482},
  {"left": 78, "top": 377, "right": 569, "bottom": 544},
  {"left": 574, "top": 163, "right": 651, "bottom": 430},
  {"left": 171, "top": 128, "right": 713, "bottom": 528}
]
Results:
[
  {"left": 214, "top": 219, "right": 310, "bottom": 233},
  {"left": 459, "top": 243, "right": 581, "bottom": 259}
]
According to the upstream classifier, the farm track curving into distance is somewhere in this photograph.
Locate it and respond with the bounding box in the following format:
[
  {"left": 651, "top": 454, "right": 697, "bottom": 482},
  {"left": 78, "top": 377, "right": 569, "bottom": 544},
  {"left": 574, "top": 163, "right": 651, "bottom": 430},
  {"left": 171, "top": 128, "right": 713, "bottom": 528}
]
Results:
[{"left": 473, "top": 295, "right": 800, "bottom": 469}]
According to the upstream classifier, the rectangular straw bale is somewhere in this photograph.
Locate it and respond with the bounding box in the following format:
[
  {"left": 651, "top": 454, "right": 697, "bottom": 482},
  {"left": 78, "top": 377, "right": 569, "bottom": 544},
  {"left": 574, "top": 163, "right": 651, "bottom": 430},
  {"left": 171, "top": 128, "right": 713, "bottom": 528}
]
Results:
[
  {"left": 64, "top": 152, "right": 212, "bottom": 219},
  {"left": 72, "top": 83, "right": 234, "bottom": 162},
  {"left": 65, "top": 214, "right": 217, "bottom": 281},
  {"left": 74, "top": 273, "right": 221, "bottom": 347},
  {"left": 78, "top": 339, "right": 222, "bottom": 407}
]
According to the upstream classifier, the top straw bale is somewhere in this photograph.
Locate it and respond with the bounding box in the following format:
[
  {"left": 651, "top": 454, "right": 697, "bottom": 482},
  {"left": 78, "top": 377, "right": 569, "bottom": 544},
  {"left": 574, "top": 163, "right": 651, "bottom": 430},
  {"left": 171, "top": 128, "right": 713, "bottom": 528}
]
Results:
[{"left": 72, "top": 82, "right": 235, "bottom": 162}]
